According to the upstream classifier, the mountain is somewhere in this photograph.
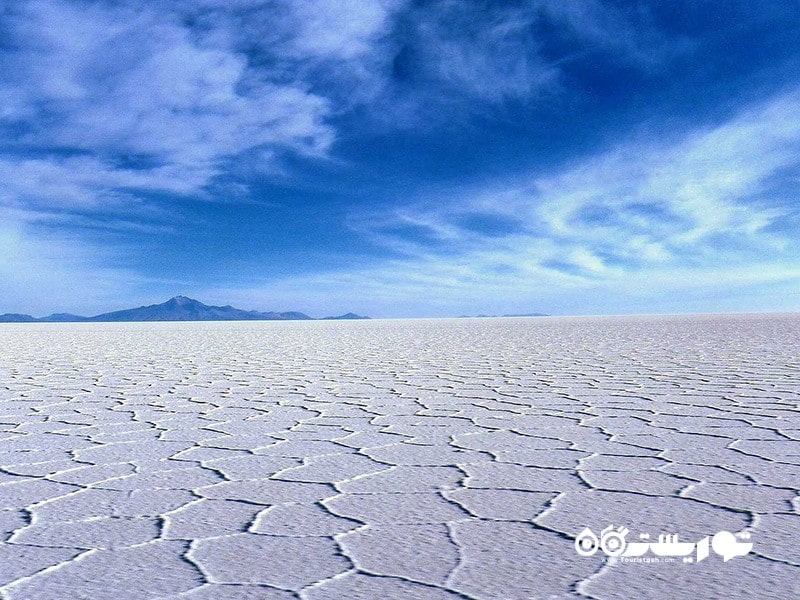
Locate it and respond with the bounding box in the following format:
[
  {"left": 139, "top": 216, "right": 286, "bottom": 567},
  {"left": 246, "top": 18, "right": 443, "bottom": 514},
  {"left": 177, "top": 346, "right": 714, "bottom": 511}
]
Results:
[
  {"left": 40, "top": 313, "right": 89, "bottom": 322},
  {"left": 0, "top": 313, "right": 37, "bottom": 322},
  {"left": 86, "top": 296, "right": 313, "bottom": 322},
  {"left": 323, "top": 313, "right": 370, "bottom": 320},
  {"left": 0, "top": 297, "right": 363, "bottom": 323}
]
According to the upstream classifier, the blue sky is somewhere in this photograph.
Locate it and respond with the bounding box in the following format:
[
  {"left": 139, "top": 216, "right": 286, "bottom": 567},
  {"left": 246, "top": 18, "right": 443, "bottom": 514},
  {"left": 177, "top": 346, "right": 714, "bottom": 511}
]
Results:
[{"left": 2, "top": 0, "right": 799, "bottom": 317}]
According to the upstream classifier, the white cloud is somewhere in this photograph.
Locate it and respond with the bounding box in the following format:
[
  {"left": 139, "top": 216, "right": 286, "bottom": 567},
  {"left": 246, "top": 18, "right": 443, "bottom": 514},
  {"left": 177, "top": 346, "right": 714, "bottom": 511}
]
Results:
[
  {"left": 408, "top": 1, "right": 555, "bottom": 103},
  {"left": 0, "top": 0, "right": 676, "bottom": 219},
  {"left": 280, "top": 0, "right": 404, "bottom": 61},
  {"left": 240, "top": 87, "right": 800, "bottom": 315},
  {"left": 0, "top": 156, "right": 211, "bottom": 211},
  {"left": 532, "top": 88, "right": 800, "bottom": 255},
  {"left": 1, "top": 0, "right": 335, "bottom": 214},
  {"left": 399, "top": 0, "right": 673, "bottom": 106},
  {"left": 540, "top": 0, "right": 678, "bottom": 68}
]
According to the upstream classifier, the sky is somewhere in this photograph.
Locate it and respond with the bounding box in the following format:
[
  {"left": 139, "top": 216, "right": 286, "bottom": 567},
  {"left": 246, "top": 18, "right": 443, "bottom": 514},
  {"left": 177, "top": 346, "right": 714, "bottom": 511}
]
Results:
[{"left": 1, "top": 0, "right": 799, "bottom": 318}]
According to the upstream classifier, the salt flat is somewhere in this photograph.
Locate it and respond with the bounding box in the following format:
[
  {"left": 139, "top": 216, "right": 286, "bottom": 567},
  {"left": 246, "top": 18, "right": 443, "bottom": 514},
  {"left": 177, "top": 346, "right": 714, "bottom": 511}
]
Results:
[{"left": 0, "top": 314, "right": 798, "bottom": 599}]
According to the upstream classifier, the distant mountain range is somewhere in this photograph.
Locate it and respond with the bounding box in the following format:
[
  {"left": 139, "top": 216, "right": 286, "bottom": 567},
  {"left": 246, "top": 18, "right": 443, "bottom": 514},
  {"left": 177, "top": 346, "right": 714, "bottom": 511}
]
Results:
[{"left": 0, "top": 296, "right": 370, "bottom": 323}]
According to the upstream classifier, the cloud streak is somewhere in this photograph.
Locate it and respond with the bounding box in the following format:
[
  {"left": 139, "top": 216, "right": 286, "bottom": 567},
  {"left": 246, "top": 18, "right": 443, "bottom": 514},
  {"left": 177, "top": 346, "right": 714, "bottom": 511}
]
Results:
[
  {"left": 270, "top": 87, "right": 800, "bottom": 315},
  {"left": 1, "top": 0, "right": 335, "bottom": 212}
]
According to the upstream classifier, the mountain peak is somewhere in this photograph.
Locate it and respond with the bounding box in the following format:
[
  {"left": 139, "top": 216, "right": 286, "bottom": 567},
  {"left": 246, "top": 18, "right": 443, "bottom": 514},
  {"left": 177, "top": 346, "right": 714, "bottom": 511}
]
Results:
[{"left": 167, "top": 295, "right": 200, "bottom": 306}]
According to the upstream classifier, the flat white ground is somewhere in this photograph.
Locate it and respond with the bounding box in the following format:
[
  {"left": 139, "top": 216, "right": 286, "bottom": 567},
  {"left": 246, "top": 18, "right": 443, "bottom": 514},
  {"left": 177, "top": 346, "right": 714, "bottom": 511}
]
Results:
[{"left": 0, "top": 315, "right": 798, "bottom": 599}]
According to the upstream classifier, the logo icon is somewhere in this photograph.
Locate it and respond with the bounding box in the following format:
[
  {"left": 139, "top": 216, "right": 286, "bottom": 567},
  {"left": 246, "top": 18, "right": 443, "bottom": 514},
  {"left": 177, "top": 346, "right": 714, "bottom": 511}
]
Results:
[{"left": 573, "top": 526, "right": 753, "bottom": 564}]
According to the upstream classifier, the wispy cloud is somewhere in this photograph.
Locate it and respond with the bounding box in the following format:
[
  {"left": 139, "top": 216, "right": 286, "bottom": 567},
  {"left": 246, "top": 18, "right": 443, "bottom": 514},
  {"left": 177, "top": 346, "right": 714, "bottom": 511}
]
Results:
[
  {"left": 388, "top": 0, "right": 674, "bottom": 113},
  {"left": 0, "top": 0, "right": 672, "bottom": 219},
  {"left": 275, "top": 0, "right": 405, "bottom": 62},
  {"left": 407, "top": 1, "right": 556, "bottom": 103},
  {"left": 531, "top": 87, "right": 800, "bottom": 262},
  {"left": 243, "top": 87, "right": 800, "bottom": 315},
  {"left": 1, "top": 0, "right": 335, "bottom": 213},
  {"left": 0, "top": 156, "right": 210, "bottom": 211}
]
